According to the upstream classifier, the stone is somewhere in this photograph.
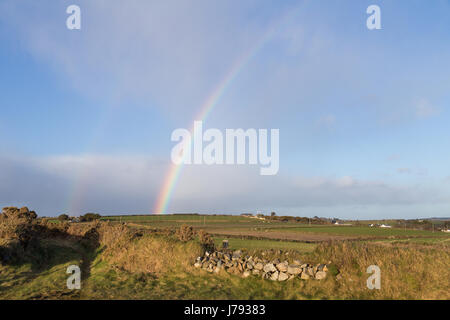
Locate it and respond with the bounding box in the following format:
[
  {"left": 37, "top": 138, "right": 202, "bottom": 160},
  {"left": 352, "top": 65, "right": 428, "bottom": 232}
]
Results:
[
  {"left": 263, "top": 263, "right": 277, "bottom": 273},
  {"left": 232, "top": 250, "right": 242, "bottom": 259},
  {"left": 278, "top": 272, "right": 289, "bottom": 281},
  {"left": 301, "top": 272, "right": 310, "bottom": 280},
  {"left": 315, "top": 271, "right": 327, "bottom": 280},
  {"left": 270, "top": 271, "right": 279, "bottom": 281},
  {"left": 192, "top": 251, "right": 331, "bottom": 283},
  {"left": 276, "top": 262, "right": 288, "bottom": 272},
  {"left": 317, "top": 264, "right": 328, "bottom": 272},
  {"left": 287, "top": 265, "right": 302, "bottom": 275},
  {"left": 242, "top": 271, "right": 251, "bottom": 278},
  {"left": 254, "top": 263, "right": 264, "bottom": 270}
]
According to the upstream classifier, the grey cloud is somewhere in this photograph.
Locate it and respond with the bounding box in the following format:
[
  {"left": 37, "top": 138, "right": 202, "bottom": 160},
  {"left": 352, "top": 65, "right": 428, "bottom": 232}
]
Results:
[{"left": 0, "top": 155, "right": 447, "bottom": 218}]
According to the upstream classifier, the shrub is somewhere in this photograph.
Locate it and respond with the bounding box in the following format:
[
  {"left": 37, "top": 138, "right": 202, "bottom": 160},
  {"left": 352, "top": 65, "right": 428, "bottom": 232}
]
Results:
[
  {"left": 0, "top": 207, "right": 37, "bottom": 241},
  {"left": 176, "top": 225, "right": 194, "bottom": 242},
  {"left": 197, "top": 229, "right": 215, "bottom": 252},
  {"left": 58, "top": 214, "right": 70, "bottom": 221},
  {"left": 80, "top": 213, "right": 101, "bottom": 222}
]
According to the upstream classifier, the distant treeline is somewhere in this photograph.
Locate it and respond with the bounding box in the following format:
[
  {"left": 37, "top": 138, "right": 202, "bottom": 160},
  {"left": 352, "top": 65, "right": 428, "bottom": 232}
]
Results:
[
  {"left": 57, "top": 212, "right": 101, "bottom": 222},
  {"left": 266, "top": 215, "right": 332, "bottom": 225}
]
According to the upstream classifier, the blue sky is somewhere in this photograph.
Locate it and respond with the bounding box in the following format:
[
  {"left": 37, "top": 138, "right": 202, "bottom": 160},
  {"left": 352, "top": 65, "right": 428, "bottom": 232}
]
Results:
[{"left": 0, "top": 0, "right": 450, "bottom": 218}]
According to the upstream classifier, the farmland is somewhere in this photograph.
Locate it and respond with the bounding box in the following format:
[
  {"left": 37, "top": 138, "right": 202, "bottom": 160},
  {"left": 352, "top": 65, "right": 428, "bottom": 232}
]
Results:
[
  {"left": 101, "top": 214, "right": 446, "bottom": 243},
  {"left": 1, "top": 210, "right": 449, "bottom": 300}
]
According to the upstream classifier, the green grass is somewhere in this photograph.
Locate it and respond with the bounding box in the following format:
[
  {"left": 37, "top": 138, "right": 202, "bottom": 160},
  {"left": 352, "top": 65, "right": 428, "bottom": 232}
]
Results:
[
  {"left": 213, "top": 237, "right": 317, "bottom": 252},
  {"left": 0, "top": 241, "right": 82, "bottom": 299},
  {"left": 1, "top": 221, "right": 449, "bottom": 300},
  {"left": 270, "top": 226, "right": 444, "bottom": 237},
  {"left": 101, "top": 214, "right": 287, "bottom": 229},
  {"left": 372, "top": 236, "right": 450, "bottom": 244}
]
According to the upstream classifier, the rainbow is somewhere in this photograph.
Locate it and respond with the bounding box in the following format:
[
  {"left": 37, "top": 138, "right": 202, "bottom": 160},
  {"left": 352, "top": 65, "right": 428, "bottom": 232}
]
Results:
[{"left": 153, "top": 6, "right": 299, "bottom": 214}]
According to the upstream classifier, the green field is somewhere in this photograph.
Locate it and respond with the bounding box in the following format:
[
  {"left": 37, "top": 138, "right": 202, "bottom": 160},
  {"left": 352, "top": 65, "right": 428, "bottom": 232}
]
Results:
[
  {"left": 270, "top": 226, "right": 439, "bottom": 237},
  {"left": 2, "top": 213, "right": 449, "bottom": 300},
  {"left": 101, "top": 214, "right": 270, "bottom": 228},
  {"left": 101, "top": 214, "right": 448, "bottom": 244},
  {"left": 213, "top": 237, "right": 317, "bottom": 252}
]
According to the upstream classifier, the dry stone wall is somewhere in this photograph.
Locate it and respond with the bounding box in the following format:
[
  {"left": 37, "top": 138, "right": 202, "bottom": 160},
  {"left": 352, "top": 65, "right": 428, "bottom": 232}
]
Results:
[{"left": 194, "top": 250, "right": 330, "bottom": 281}]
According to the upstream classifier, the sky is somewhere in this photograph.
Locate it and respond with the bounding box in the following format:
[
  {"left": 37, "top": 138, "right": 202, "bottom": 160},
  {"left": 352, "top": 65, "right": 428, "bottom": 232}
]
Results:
[{"left": 0, "top": 0, "right": 450, "bottom": 218}]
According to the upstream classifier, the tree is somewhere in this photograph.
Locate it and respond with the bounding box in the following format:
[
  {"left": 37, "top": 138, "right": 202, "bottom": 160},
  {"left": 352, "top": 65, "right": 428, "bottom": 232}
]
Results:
[
  {"left": 80, "top": 213, "right": 101, "bottom": 222},
  {"left": 271, "top": 212, "right": 276, "bottom": 217},
  {"left": 58, "top": 214, "right": 70, "bottom": 221}
]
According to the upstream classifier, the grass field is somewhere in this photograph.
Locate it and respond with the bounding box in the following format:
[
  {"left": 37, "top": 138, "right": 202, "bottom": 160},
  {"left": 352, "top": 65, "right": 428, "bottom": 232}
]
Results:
[
  {"left": 102, "top": 214, "right": 449, "bottom": 243},
  {"left": 213, "top": 237, "right": 317, "bottom": 252},
  {"left": 269, "top": 226, "right": 439, "bottom": 237},
  {"left": 1, "top": 213, "right": 449, "bottom": 300}
]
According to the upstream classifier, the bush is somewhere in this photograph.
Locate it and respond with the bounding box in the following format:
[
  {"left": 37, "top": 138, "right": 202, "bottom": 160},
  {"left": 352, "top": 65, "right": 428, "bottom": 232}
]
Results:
[
  {"left": 176, "top": 225, "right": 194, "bottom": 242},
  {"left": 58, "top": 214, "right": 69, "bottom": 221},
  {"left": 197, "top": 229, "right": 215, "bottom": 252},
  {"left": 80, "top": 213, "right": 101, "bottom": 222}
]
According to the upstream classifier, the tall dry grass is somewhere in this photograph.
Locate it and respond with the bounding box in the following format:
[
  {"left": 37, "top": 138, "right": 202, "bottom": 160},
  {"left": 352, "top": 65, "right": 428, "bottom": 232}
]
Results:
[
  {"left": 99, "top": 232, "right": 203, "bottom": 275},
  {"left": 311, "top": 241, "right": 450, "bottom": 299}
]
